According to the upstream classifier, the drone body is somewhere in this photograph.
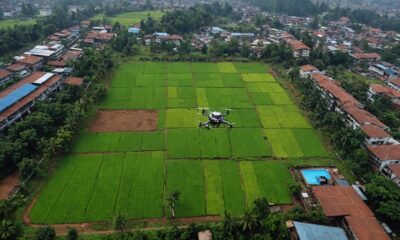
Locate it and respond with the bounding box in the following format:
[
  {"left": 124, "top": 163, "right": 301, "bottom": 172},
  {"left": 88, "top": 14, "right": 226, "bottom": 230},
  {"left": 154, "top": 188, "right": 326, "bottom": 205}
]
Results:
[{"left": 199, "top": 108, "right": 234, "bottom": 128}]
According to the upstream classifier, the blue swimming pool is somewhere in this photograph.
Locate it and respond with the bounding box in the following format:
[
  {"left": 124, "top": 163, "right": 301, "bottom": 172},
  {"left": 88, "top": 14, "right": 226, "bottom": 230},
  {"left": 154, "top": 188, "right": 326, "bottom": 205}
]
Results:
[{"left": 301, "top": 169, "right": 331, "bottom": 185}]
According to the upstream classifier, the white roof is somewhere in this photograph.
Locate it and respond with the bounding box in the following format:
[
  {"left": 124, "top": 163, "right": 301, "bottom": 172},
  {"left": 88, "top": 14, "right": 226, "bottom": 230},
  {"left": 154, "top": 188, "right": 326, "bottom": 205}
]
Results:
[{"left": 34, "top": 73, "right": 54, "bottom": 85}]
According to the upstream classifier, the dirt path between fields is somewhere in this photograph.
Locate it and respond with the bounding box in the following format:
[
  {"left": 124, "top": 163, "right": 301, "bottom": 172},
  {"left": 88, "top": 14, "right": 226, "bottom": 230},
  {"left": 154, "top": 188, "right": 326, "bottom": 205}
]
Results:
[{"left": 0, "top": 172, "right": 19, "bottom": 200}]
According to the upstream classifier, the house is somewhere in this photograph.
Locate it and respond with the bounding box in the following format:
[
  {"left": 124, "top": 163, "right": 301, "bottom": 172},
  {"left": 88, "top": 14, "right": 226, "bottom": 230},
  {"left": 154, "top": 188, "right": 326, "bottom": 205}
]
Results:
[
  {"left": 312, "top": 185, "right": 390, "bottom": 240},
  {"left": 25, "top": 44, "right": 65, "bottom": 60},
  {"left": 128, "top": 27, "right": 140, "bottom": 35},
  {"left": 367, "top": 144, "right": 400, "bottom": 170},
  {"left": 286, "top": 220, "right": 348, "bottom": 240},
  {"left": 64, "top": 77, "right": 84, "bottom": 86},
  {"left": 382, "top": 164, "right": 400, "bottom": 186},
  {"left": 351, "top": 53, "right": 381, "bottom": 62},
  {"left": 230, "top": 33, "right": 256, "bottom": 41},
  {"left": 360, "top": 124, "right": 392, "bottom": 145},
  {"left": 300, "top": 65, "right": 319, "bottom": 77},
  {"left": 0, "top": 70, "right": 13, "bottom": 86},
  {"left": 16, "top": 55, "right": 44, "bottom": 71},
  {"left": 84, "top": 31, "right": 115, "bottom": 45},
  {"left": 0, "top": 72, "right": 63, "bottom": 131},
  {"left": 285, "top": 39, "right": 310, "bottom": 58},
  {"left": 81, "top": 20, "right": 91, "bottom": 28},
  {"left": 310, "top": 73, "right": 362, "bottom": 110},
  {"left": 368, "top": 84, "right": 400, "bottom": 106},
  {"left": 386, "top": 78, "right": 400, "bottom": 91},
  {"left": 341, "top": 103, "right": 388, "bottom": 130},
  {"left": 39, "top": 8, "right": 52, "bottom": 16},
  {"left": 209, "top": 26, "right": 228, "bottom": 35},
  {"left": 6, "top": 64, "right": 29, "bottom": 78},
  {"left": 369, "top": 63, "right": 399, "bottom": 78}
]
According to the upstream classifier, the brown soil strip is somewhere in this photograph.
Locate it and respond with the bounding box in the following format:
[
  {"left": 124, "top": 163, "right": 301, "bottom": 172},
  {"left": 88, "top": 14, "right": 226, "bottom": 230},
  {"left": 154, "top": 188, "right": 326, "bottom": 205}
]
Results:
[
  {"left": 89, "top": 110, "right": 158, "bottom": 132},
  {"left": 0, "top": 172, "right": 19, "bottom": 200}
]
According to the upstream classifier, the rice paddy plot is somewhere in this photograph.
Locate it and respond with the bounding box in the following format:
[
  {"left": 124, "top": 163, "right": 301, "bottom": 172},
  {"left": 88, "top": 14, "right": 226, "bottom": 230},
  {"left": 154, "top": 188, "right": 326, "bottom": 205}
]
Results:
[
  {"left": 30, "top": 152, "right": 165, "bottom": 223},
  {"left": 91, "top": 10, "right": 164, "bottom": 26},
  {"left": 241, "top": 73, "right": 276, "bottom": 82},
  {"left": 166, "top": 160, "right": 206, "bottom": 217},
  {"left": 234, "top": 63, "right": 267, "bottom": 73},
  {"left": 229, "top": 128, "right": 272, "bottom": 158},
  {"left": 71, "top": 131, "right": 165, "bottom": 153},
  {"left": 167, "top": 128, "right": 231, "bottom": 159},
  {"left": 252, "top": 161, "right": 294, "bottom": 204},
  {"left": 257, "top": 105, "right": 311, "bottom": 129},
  {"left": 217, "top": 62, "right": 238, "bottom": 73},
  {"left": 167, "top": 87, "right": 196, "bottom": 108}
]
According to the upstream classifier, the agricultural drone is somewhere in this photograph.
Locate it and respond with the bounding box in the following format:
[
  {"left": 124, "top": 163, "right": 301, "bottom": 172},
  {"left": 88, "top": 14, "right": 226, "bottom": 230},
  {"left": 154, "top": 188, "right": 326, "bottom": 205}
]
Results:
[{"left": 198, "top": 108, "right": 234, "bottom": 128}]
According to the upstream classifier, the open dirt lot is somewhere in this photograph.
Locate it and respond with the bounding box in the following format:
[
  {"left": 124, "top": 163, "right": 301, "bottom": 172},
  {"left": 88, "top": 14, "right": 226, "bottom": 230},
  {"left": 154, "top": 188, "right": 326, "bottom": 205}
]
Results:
[{"left": 89, "top": 110, "right": 158, "bottom": 132}]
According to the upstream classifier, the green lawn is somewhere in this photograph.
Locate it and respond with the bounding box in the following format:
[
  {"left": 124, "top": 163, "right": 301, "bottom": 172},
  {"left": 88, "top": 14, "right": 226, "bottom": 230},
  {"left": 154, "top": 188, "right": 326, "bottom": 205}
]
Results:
[
  {"left": 31, "top": 62, "right": 333, "bottom": 224},
  {"left": 91, "top": 10, "right": 164, "bottom": 26}
]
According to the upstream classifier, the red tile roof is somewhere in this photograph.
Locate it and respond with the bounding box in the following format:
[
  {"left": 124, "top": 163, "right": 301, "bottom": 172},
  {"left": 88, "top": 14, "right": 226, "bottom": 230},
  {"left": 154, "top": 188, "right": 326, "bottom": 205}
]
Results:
[
  {"left": 0, "top": 70, "right": 12, "bottom": 79},
  {"left": 352, "top": 53, "right": 381, "bottom": 60},
  {"left": 300, "top": 64, "right": 318, "bottom": 72},
  {"left": 17, "top": 55, "right": 43, "bottom": 66},
  {"left": 342, "top": 104, "right": 387, "bottom": 129},
  {"left": 312, "top": 186, "right": 390, "bottom": 240},
  {"left": 345, "top": 216, "right": 390, "bottom": 240},
  {"left": 285, "top": 39, "right": 310, "bottom": 50},
  {"left": 388, "top": 164, "right": 400, "bottom": 178},
  {"left": 47, "top": 61, "right": 66, "bottom": 67},
  {"left": 313, "top": 186, "right": 374, "bottom": 217},
  {"left": 6, "top": 63, "right": 27, "bottom": 72},
  {"left": 367, "top": 145, "right": 400, "bottom": 161},
  {"left": 311, "top": 73, "right": 362, "bottom": 107},
  {"left": 360, "top": 124, "right": 391, "bottom": 138},
  {"left": 370, "top": 84, "right": 400, "bottom": 98},
  {"left": 64, "top": 77, "right": 83, "bottom": 86},
  {"left": 388, "top": 78, "right": 400, "bottom": 87}
]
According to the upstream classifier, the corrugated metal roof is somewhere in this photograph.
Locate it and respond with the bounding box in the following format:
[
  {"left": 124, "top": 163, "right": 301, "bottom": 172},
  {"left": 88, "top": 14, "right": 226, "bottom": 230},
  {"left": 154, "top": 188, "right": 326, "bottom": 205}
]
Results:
[
  {"left": 33, "top": 73, "right": 54, "bottom": 85},
  {"left": 0, "top": 83, "right": 37, "bottom": 112},
  {"left": 293, "top": 221, "right": 348, "bottom": 240}
]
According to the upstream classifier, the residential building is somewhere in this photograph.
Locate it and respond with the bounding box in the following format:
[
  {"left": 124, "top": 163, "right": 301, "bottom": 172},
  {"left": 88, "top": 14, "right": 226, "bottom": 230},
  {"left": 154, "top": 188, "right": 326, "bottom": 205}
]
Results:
[
  {"left": 368, "top": 84, "right": 400, "bottom": 106},
  {"left": 25, "top": 44, "right": 65, "bottom": 60},
  {"left": 312, "top": 185, "right": 390, "bottom": 240},
  {"left": 341, "top": 104, "right": 388, "bottom": 130},
  {"left": 6, "top": 64, "right": 29, "bottom": 78},
  {"left": 286, "top": 220, "right": 348, "bottom": 240},
  {"left": 382, "top": 164, "right": 400, "bottom": 186},
  {"left": 64, "top": 77, "right": 84, "bottom": 86},
  {"left": 0, "top": 70, "right": 13, "bottom": 86},
  {"left": 386, "top": 78, "right": 400, "bottom": 91},
  {"left": 367, "top": 144, "right": 400, "bottom": 170},
  {"left": 285, "top": 39, "right": 310, "bottom": 58},
  {"left": 0, "top": 72, "right": 63, "bottom": 131},
  {"left": 310, "top": 73, "right": 362, "bottom": 110},
  {"left": 16, "top": 55, "right": 44, "bottom": 71},
  {"left": 300, "top": 65, "right": 319, "bottom": 77},
  {"left": 84, "top": 31, "right": 115, "bottom": 45},
  {"left": 128, "top": 27, "right": 140, "bottom": 35},
  {"left": 351, "top": 53, "right": 381, "bottom": 62},
  {"left": 360, "top": 124, "right": 392, "bottom": 145},
  {"left": 369, "top": 63, "right": 399, "bottom": 78}
]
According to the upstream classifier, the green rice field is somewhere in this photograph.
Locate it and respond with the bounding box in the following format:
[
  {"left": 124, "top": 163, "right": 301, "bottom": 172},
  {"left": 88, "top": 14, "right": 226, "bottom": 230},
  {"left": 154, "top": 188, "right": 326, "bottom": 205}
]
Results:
[
  {"left": 0, "top": 18, "right": 38, "bottom": 29},
  {"left": 91, "top": 10, "right": 164, "bottom": 26},
  {"left": 30, "top": 62, "right": 332, "bottom": 224}
]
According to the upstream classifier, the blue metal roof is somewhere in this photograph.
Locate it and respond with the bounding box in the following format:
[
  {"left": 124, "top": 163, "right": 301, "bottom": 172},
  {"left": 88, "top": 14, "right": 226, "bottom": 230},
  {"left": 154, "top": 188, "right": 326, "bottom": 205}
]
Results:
[
  {"left": 154, "top": 32, "right": 169, "bottom": 36},
  {"left": 128, "top": 27, "right": 140, "bottom": 34},
  {"left": 231, "top": 32, "right": 255, "bottom": 37},
  {"left": 294, "top": 221, "right": 348, "bottom": 240},
  {"left": 0, "top": 83, "right": 37, "bottom": 113}
]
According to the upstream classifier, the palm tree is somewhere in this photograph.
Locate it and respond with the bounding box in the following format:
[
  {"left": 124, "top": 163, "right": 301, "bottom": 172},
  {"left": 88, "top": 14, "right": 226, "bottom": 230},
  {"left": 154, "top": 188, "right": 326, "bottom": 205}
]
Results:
[
  {"left": 114, "top": 213, "right": 126, "bottom": 235},
  {"left": 240, "top": 210, "right": 257, "bottom": 234},
  {"left": 167, "top": 190, "right": 180, "bottom": 218},
  {"left": 0, "top": 220, "right": 18, "bottom": 240},
  {"left": 252, "top": 198, "right": 270, "bottom": 221}
]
